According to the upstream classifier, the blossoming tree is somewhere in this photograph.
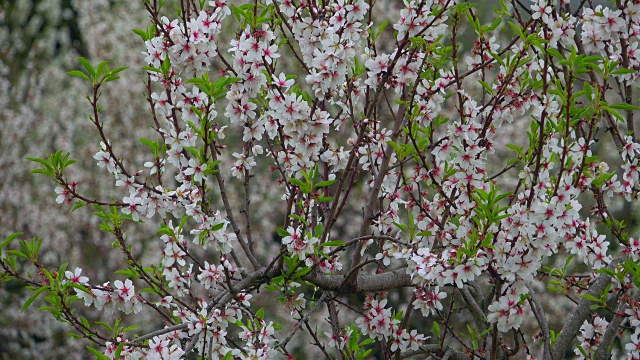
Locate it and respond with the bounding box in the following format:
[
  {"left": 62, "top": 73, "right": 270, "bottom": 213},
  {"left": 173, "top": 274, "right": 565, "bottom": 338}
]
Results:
[{"left": 3, "top": 0, "right": 640, "bottom": 359}]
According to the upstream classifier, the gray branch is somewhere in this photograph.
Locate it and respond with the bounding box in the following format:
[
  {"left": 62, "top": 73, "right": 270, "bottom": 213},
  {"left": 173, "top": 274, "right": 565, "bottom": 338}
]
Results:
[
  {"left": 400, "top": 344, "right": 467, "bottom": 359},
  {"left": 304, "top": 268, "right": 411, "bottom": 293},
  {"left": 595, "top": 293, "right": 636, "bottom": 360},
  {"left": 527, "top": 283, "right": 552, "bottom": 360},
  {"left": 275, "top": 292, "right": 329, "bottom": 350},
  {"left": 461, "top": 286, "right": 488, "bottom": 332},
  {"left": 552, "top": 258, "right": 624, "bottom": 359}
]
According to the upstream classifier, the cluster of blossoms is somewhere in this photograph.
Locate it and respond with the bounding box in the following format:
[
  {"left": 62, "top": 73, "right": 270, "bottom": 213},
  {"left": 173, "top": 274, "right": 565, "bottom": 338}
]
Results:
[
  {"left": 579, "top": 4, "right": 640, "bottom": 85},
  {"left": 141, "top": 335, "right": 186, "bottom": 360},
  {"left": 64, "top": 268, "right": 142, "bottom": 316},
  {"left": 276, "top": 281, "right": 307, "bottom": 315},
  {"left": 225, "top": 24, "right": 273, "bottom": 126},
  {"left": 281, "top": 227, "right": 320, "bottom": 262},
  {"left": 290, "top": 0, "right": 369, "bottom": 97},
  {"left": 261, "top": 89, "right": 333, "bottom": 177},
  {"left": 354, "top": 298, "right": 399, "bottom": 340},
  {"left": 237, "top": 320, "right": 277, "bottom": 359},
  {"left": 355, "top": 298, "right": 427, "bottom": 353},
  {"left": 611, "top": 136, "right": 640, "bottom": 201},
  {"left": 104, "top": 333, "right": 185, "bottom": 360},
  {"left": 145, "top": 4, "right": 229, "bottom": 75},
  {"left": 486, "top": 283, "right": 529, "bottom": 333},
  {"left": 575, "top": 316, "right": 609, "bottom": 359},
  {"left": 412, "top": 286, "right": 447, "bottom": 317},
  {"left": 627, "top": 303, "right": 640, "bottom": 358},
  {"left": 407, "top": 246, "right": 488, "bottom": 289},
  {"left": 325, "top": 326, "right": 353, "bottom": 351}
]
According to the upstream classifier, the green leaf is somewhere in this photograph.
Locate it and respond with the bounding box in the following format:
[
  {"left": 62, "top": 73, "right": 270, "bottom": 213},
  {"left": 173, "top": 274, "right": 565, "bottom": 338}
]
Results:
[
  {"left": 321, "top": 240, "right": 345, "bottom": 247},
  {"left": 68, "top": 332, "right": 83, "bottom": 339},
  {"left": 114, "top": 342, "right": 125, "bottom": 359},
  {"left": 375, "top": 20, "right": 389, "bottom": 40},
  {"left": 27, "top": 157, "right": 53, "bottom": 169},
  {"left": 72, "top": 201, "right": 86, "bottom": 213},
  {"left": 67, "top": 70, "right": 91, "bottom": 82},
  {"left": 485, "top": 17, "right": 502, "bottom": 31},
  {"left": 507, "top": 21, "right": 525, "bottom": 41},
  {"left": 361, "top": 349, "right": 372, "bottom": 359},
  {"left": 478, "top": 80, "right": 494, "bottom": 95},
  {"left": 297, "top": 267, "right": 312, "bottom": 277},
  {"left": 86, "top": 346, "right": 110, "bottom": 360},
  {"left": 597, "top": 268, "right": 616, "bottom": 277},
  {"left": 611, "top": 68, "right": 637, "bottom": 75},
  {"left": 132, "top": 29, "right": 148, "bottom": 41},
  {"left": 140, "top": 138, "right": 160, "bottom": 154},
  {"left": 142, "top": 66, "right": 162, "bottom": 73},
  {"left": 347, "top": 327, "right": 359, "bottom": 350},
  {"left": 210, "top": 222, "right": 225, "bottom": 232},
  {"left": 78, "top": 57, "right": 96, "bottom": 77},
  {"left": 22, "top": 286, "right": 48, "bottom": 312},
  {"left": 608, "top": 103, "right": 639, "bottom": 111},
  {"left": 580, "top": 294, "right": 601, "bottom": 303},
  {"left": 110, "top": 66, "right": 128, "bottom": 76},
  {"left": 95, "top": 321, "right": 113, "bottom": 332},
  {"left": 432, "top": 322, "right": 441, "bottom": 338},
  {"left": 96, "top": 61, "right": 109, "bottom": 78},
  {"left": 276, "top": 228, "right": 290, "bottom": 237},
  {"left": 604, "top": 106, "right": 624, "bottom": 122},
  {"left": 6, "top": 249, "right": 28, "bottom": 259},
  {"left": 359, "top": 338, "right": 375, "bottom": 346},
  {"left": 315, "top": 179, "right": 337, "bottom": 188},
  {"left": 289, "top": 178, "right": 306, "bottom": 188},
  {"left": 230, "top": 4, "right": 246, "bottom": 22},
  {"left": 289, "top": 214, "right": 306, "bottom": 224},
  {"left": 183, "top": 146, "right": 200, "bottom": 159},
  {"left": 71, "top": 283, "right": 93, "bottom": 295},
  {"left": 1, "top": 232, "right": 22, "bottom": 249}
]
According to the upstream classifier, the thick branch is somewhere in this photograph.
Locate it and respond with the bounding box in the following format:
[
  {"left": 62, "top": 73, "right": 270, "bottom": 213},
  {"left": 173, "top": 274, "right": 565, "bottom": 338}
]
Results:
[
  {"left": 305, "top": 268, "right": 411, "bottom": 293},
  {"left": 595, "top": 294, "right": 635, "bottom": 360},
  {"left": 552, "top": 258, "right": 624, "bottom": 359},
  {"left": 461, "top": 287, "right": 488, "bottom": 332},
  {"left": 400, "top": 344, "right": 466, "bottom": 359}
]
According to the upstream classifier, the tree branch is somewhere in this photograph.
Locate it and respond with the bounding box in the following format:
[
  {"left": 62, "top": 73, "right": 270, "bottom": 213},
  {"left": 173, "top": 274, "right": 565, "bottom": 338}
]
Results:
[
  {"left": 552, "top": 258, "right": 624, "bottom": 359},
  {"left": 527, "top": 283, "right": 552, "bottom": 360},
  {"left": 275, "top": 292, "right": 329, "bottom": 350},
  {"left": 595, "top": 293, "right": 635, "bottom": 360},
  {"left": 304, "top": 268, "right": 411, "bottom": 293}
]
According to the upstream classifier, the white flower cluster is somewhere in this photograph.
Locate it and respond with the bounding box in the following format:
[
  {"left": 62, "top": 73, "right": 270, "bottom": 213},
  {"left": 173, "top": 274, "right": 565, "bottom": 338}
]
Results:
[
  {"left": 282, "top": 226, "right": 320, "bottom": 261},
  {"left": 626, "top": 305, "right": 640, "bottom": 358},
  {"left": 287, "top": 0, "right": 369, "bottom": 97},
  {"left": 486, "top": 282, "right": 529, "bottom": 332},
  {"left": 579, "top": 3, "right": 640, "bottom": 85},
  {"left": 355, "top": 299, "right": 428, "bottom": 353},
  {"left": 145, "top": 5, "right": 229, "bottom": 75},
  {"left": 574, "top": 317, "right": 609, "bottom": 359},
  {"left": 261, "top": 90, "right": 333, "bottom": 177},
  {"left": 67, "top": 268, "right": 142, "bottom": 316}
]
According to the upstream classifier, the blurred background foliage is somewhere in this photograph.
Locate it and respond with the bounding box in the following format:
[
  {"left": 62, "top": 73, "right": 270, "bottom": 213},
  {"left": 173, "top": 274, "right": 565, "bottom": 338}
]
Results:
[{"left": 1, "top": 1, "right": 152, "bottom": 358}]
